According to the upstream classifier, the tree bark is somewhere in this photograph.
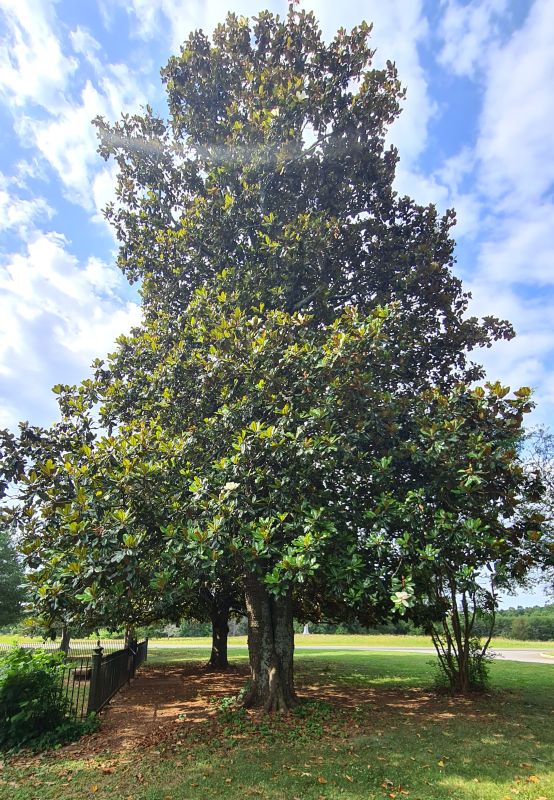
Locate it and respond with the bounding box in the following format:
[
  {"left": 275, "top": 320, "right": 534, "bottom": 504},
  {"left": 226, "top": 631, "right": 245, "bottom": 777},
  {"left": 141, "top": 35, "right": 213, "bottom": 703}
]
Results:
[
  {"left": 206, "top": 602, "right": 230, "bottom": 670},
  {"left": 59, "top": 625, "right": 70, "bottom": 656},
  {"left": 242, "top": 574, "right": 296, "bottom": 712},
  {"left": 124, "top": 626, "right": 135, "bottom": 649}
]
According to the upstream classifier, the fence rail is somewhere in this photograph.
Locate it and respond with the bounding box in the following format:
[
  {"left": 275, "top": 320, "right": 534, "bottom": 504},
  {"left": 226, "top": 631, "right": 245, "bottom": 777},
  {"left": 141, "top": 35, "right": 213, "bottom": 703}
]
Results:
[
  {"left": 0, "top": 639, "right": 148, "bottom": 721},
  {"left": 87, "top": 639, "right": 148, "bottom": 716},
  {"left": 135, "top": 639, "right": 148, "bottom": 672},
  {"left": 60, "top": 657, "right": 92, "bottom": 721}
]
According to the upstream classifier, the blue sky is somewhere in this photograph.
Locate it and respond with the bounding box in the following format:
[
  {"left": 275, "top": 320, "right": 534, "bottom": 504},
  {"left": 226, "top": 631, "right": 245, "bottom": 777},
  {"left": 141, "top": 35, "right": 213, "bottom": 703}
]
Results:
[{"left": 1, "top": 1, "right": 553, "bottom": 606}]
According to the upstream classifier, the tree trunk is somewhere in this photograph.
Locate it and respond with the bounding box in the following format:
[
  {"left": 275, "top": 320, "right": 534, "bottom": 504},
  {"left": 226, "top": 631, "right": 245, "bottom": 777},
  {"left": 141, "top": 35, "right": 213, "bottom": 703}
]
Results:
[
  {"left": 59, "top": 625, "right": 70, "bottom": 656},
  {"left": 243, "top": 574, "right": 296, "bottom": 712},
  {"left": 124, "top": 626, "right": 135, "bottom": 649},
  {"left": 206, "top": 603, "right": 230, "bottom": 670}
]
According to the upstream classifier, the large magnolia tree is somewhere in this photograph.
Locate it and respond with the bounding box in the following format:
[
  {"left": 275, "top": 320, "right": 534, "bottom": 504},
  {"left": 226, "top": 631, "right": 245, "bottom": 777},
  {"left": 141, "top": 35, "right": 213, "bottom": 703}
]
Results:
[
  {"left": 21, "top": 285, "right": 411, "bottom": 709},
  {"left": 0, "top": 8, "right": 543, "bottom": 707},
  {"left": 6, "top": 280, "right": 540, "bottom": 705}
]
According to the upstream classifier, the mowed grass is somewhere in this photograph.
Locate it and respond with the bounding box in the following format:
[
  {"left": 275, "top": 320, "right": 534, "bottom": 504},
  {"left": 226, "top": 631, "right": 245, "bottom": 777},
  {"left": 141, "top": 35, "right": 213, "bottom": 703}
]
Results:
[
  {"left": 146, "top": 633, "right": 554, "bottom": 650},
  {"left": 1, "top": 649, "right": 553, "bottom": 800},
  {"left": 2, "top": 632, "right": 552, "bottom": 650}
]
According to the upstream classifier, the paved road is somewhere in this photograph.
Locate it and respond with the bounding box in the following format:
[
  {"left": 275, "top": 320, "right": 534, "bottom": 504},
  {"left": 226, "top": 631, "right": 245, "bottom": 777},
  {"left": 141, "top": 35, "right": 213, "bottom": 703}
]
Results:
[
  {"left": 490, "top": 648, "right": 554, "bottom": 664},
  {"left": 149, "top": 643, "right": 554, "bottom": 664}
]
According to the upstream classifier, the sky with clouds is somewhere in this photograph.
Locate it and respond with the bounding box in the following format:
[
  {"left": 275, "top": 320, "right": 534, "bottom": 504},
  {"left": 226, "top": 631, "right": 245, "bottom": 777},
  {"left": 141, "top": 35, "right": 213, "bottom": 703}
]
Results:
[{"left": 1, "top": 1, "right": 553, "bottom": 606}]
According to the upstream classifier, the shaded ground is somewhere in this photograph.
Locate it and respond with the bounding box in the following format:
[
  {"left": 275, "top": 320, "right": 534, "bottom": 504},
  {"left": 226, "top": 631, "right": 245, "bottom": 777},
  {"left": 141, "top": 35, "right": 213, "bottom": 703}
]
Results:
[
  {"left": 3, "top": 653, "right": 553, "bottom": 800},
  {"left": 59, "top": 662, "right": 497, "bottom": 757},
  {"left": 62, "top": 664, "right": 248, "bottom": 755}
]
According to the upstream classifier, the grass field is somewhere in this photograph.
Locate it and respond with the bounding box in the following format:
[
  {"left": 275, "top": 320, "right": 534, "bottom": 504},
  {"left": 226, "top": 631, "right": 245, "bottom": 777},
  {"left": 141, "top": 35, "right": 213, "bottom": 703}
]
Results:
[
  {"left": 1, "top": 648, "right": 553, "bottom": 800},
  {"left": 1, "top": 632, "right": 553, "bottom": 650}
]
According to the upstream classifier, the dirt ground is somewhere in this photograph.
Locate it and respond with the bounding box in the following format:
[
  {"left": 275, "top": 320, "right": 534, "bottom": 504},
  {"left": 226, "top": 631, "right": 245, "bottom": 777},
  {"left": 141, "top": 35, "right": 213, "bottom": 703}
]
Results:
[
  {"left": 60, "top": 664, "right": 248, "bottom": 755},
  {"left": 52, "top": 663, "right": 485, "bottom": 758}
]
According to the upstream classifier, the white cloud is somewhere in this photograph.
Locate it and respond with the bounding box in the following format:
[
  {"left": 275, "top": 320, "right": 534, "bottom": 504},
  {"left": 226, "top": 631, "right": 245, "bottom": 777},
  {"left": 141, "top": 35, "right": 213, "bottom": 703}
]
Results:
[
  {"left": 91, "top": 162, "right": 119, "bottom": 233},
  {"left": 103, "top": 0, "right": 270, "bottom": 54},
  {"left": 452, "top": 0, "right": 554, "bottom": 430},
  {"left": 69, "top": 25, "right": 102, "bottom": 60},
  {"left": 394, "top": 145, "right": 482, "bottom": 240},
  {"left": 465, "top": 270, "right": 554, "bottom": 425},
  {"left": 438, "top": 0, "right": 509, "bottom": 77},
  {"left": 0, "top": 232, "right": 141, "bottom": 429},
  {"left": 1, "top": 1, "right": 153, "bottom": 216},
  {"left": 0, "top": 174, "right": 53, "bottom": 233},
  {"left": 17, "top": 81, "right": 99, "bottom": 209},
  {"left": 16, "top": 63, "right": 150, "bottom": 213},
  {"left": 0, "top": 0, "right": 77, "bottom": 109},
  {"left": 477, "top": 202, "right": 554, "bottom": 285},
  {"left": 448, "top": 193, "right": 482, "bottom": 240},
  {"left": 111, "top": 0, "right": 202, "bottom": 51},
  {"left": 436, "top": 147, "right": 476, "bottom": 194},
  {"left": 10, "top": 157, "right": 49, "bottom": 188},
  {"left": 477, "top": 0, "right": 554, "bottom": 208}
]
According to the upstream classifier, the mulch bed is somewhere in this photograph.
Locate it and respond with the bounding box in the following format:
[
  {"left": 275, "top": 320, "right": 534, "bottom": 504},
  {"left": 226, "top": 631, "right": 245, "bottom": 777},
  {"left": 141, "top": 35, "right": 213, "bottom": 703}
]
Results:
[{"left": 49, "top": 663, "right": 490, "bottom": 758}]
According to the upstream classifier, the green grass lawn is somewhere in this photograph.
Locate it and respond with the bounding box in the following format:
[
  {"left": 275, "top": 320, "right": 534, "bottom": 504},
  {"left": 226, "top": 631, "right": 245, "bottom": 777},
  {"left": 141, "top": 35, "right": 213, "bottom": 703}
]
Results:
[
  {"left": 149, "top": 633, "right": 554, "bottom": 649},
  {"left": 2, "top": 632, "right": 552, "bottom": 649},
  {"left": 1, "top": 648, "right": 553, "bottom": 800}
]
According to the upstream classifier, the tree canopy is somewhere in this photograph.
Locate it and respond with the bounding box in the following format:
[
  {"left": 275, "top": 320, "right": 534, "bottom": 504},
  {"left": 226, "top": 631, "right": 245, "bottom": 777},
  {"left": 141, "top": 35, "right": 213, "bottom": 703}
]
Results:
[
  {"left": 3, "top": 280, "right": 545, "bottom": 699},
  {"left": 94, "top": 7, "right": 512, "bottom": 392},
  {"left": 0, "top": 6, "right": 548, "bottom": 703}
]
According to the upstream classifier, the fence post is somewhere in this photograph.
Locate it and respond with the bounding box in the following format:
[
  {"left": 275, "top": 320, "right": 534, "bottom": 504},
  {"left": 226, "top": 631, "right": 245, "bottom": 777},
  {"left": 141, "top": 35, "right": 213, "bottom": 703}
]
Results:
[
  {"left": 128, "top": 637, "right": 137, "bottom": 682},
  {"left": 87, "top": 644, "right": 103, "bottom": 714}
]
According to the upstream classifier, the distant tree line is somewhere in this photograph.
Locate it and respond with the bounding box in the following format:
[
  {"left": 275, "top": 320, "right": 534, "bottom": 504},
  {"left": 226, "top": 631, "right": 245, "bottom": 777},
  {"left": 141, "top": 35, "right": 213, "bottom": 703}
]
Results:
[
  {"left": 137, "top": 608, "right": 554, "bottom": 641},
  {"left": 473, "top": 605, "right": 554, "bottom": 641}
]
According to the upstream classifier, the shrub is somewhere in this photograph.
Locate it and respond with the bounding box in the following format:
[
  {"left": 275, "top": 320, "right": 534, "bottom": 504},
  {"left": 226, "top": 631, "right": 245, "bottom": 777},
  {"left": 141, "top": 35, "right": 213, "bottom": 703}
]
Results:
[
  {"left": 26, "top": 714, "right": 99, "bottom": 752},
  {"left": 432, "top": 637, "right": 493, "bottom": 693},
  {"left": 0, "top": 647, "right": 69, "bottom": 749}
]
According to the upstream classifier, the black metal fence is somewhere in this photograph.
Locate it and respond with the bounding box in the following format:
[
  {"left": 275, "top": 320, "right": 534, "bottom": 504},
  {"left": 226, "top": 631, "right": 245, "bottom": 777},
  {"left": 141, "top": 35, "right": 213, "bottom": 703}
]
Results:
[
  {"left": 60, "top": 656, "right": 93, "bottom": 721},
  {"left": 87, "top": 640, "right": 148, "bottom": 717},
  {"left": 135, "top": 639, "right": 148, "bottom": 672},
  {"left": 0, "top": 639, "right": 148, "bottom": 721}
]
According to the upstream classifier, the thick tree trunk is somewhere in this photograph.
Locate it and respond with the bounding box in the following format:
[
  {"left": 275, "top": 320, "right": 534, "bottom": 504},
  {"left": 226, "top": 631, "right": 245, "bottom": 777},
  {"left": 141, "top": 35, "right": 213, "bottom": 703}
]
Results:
[
  {"left": 59, "top": 625, "right": 70, "bottom": 656},
  {"left": 243, "top": 574, "right": 296, "bottom": 712},
  {"left": 206, "top": 603, "right": 230, "bottom": 670},
  {"left": 124, "top": 626, "right": 135, "bottom": 649}
]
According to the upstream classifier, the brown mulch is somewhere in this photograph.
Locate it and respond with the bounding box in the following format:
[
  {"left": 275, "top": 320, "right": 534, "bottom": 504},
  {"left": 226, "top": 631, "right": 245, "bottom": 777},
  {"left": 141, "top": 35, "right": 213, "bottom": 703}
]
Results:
[
  {"left": 60, "top": 663, "right": 250, "bottom": 756},
  {"left": 49, "top": 664, "right": 495, "bottom": 759}
]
